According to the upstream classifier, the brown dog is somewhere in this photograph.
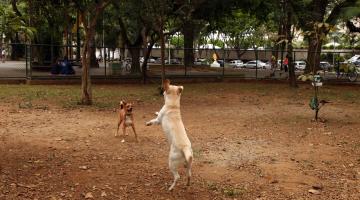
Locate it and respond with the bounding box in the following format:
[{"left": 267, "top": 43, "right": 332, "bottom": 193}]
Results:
[{"left": 116, "top": 101, "right": 138, "bottom": 142}]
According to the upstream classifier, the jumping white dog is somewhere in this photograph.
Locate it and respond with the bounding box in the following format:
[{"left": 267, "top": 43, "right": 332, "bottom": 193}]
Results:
[{"left": 146, "top": 79, "right": 193, "bottom": 191}]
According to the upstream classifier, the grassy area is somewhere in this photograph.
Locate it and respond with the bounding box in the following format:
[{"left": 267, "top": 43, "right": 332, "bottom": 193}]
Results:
[{"left": 0, "top": 83, "right": 359, "bottom": 109}]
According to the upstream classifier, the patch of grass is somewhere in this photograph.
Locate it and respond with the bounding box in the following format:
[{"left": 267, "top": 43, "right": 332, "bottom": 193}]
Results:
[
  {"left": 192, "top": 148, "right": 202, "bottom": 159},
  {"left": 207, "top": 181, "right": 218, "bottom": 191},
  {"left": 0, "top": 84, "right": 163, "bottom": 109},
  {"left": 206, "top": 181, "right": 246, "bottom": 198},
  {"left": 1, "top": 83, "right": 360, "bottom": 109},
  {"left": 222, "top": 186, "right": 246, "bottom": 197}
]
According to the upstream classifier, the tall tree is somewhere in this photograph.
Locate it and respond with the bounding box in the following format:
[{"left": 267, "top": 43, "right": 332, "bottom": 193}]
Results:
[
  {"left": 75, "top": 0, "right": 110, "bottom": 105},
  {"left": 284, "top": 0, "right": 297, "bottom": 87},
  {"left": 297, "top": 0, "right": 359, "bottom": 73}
]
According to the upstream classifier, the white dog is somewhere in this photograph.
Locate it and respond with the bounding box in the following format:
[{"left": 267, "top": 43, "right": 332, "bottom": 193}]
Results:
[{"left": 146, "top": 79, "right": 193, "bottom": 191}]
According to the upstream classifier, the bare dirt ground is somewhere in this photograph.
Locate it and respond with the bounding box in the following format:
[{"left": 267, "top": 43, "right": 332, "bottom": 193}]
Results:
[{"left": 0, "top": 82, "right": 360, "bottom": 200}]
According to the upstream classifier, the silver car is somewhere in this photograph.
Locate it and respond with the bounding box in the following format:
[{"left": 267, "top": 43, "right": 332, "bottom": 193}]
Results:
[
  {"left": 229, "top": 60, "right": 244, "bottom": 68},
  {"left": 294, "top": 61, "right": 306, "bottom": 70},
  {"left": 244, "top": 60, "right": 270, "bottom": 69}
]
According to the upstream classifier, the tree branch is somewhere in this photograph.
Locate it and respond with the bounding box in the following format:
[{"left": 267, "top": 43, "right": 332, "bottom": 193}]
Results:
[{"left": 326, "top": 0, "right": 358, "bottom": 24}]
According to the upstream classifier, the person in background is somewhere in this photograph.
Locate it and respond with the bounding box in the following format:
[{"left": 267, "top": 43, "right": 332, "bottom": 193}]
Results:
[
  {"left": 60, "top": 56, "right": 75, "bottom": 75},
  {"left": 1, "top": 48, "right": 6, "bottom": 63},
  {"left": 270, "top": 55, "right": 276, "bottom": 77},
  {"left": 283, "top": 55, "right": 289, "bottom": 72},
  {"left": 50, "top": 58, "right": 62, "bottom": 75}
]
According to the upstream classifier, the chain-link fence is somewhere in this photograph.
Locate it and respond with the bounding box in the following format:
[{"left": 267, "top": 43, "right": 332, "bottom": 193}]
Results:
[{"left": 0, "top": 43, "right": 359, "bottom": 83}]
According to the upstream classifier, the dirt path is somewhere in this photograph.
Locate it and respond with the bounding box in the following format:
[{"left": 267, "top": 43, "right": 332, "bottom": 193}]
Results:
[{"left": 1, "top": 84, "right": 360, "bottom": 199}]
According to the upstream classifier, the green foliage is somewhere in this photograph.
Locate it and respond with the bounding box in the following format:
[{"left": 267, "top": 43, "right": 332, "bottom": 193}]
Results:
[
  {"left": 170, "top": 34, "right": 184, "bottom": 48},
  {"left": 0, "top": 3, "right": 35, "bottom": 40}
]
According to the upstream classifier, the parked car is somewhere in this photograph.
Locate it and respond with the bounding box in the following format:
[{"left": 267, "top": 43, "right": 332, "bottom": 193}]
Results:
[
  {"left": 229, "top": 60, "right": 244, "bottom": 68},
  {"left": 140, "top": 57, "right": 156, "bottom": 63},
  {"left": 216, "top": 59, "right": 225, "bottom": 67},
  {"left": 155, "top": 58, "right": 180, "bottom": 64},
  {"left": 244, "top": 60, "right": 270, "bottom": 69},
  {"left": 165, "top": 58, "right": 181, "bottom": 65},
  {"left": 294, "top": 61, "right": 306, "bottom": 70},
  {"left": 347, "top": 54, "right": 360, "bottom": 63},
  {"left": 194, "top": 58, "right": 209, "bottom": 65},
  {"left": 148, "top": 58, "right": 156, "bottom": 63},
  {"left": 319, "top": 61, "right": 332, "bottom": 71},
  {"left": 353, "top": 60, "right": 360, "bottom": 67}
]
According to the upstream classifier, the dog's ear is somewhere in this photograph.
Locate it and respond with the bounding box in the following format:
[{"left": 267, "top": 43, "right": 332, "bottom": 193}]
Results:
[
  {"left": 177, "top": 86, "right": 183, "bottom": 95},
  {"left": 163, "top": 79, "right": 170, "bottom": 91},
  {"left": 120, "top": 100, "right": 126, "bottom": 109}
]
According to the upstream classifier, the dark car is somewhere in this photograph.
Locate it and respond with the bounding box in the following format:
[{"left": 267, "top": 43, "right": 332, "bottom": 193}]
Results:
[
  {"left": 319, "top": 61, "right": 332, "bottom": 71},
  {"left": 217, "top": 59, "right": 225, "bottom": 67}
]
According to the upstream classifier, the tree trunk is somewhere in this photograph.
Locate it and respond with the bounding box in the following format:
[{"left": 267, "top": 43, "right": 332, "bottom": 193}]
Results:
[
  {"left": 142, "top": 42, "right": 155, "bottom": 84},
  {"left": 306, "top": 36, "right": 322, "bottom": 74},
  {"left": 304, "top": 0, "right": 327, "bottom": 73},
  {"left": 79, "top": 0, "right": 109, "bottom": 105},
  {"left": 11, "top": 34, "right": 24, "bottom": 60},
  {"left": 129, "top": 45, "right": 141, "bottom": 74},
  {"left": 183, "top": 20, "right": 194, "bottom": 68},
  {"left": 160, "top": 26, "right": 166, "bottom": 83},
  {"left": 76, "top": 10, "right": 81, "bottom": 61},
  {"left": 80, "top": 34, "right": 92, "bottom": 105},
  {"left": 89, "top": 35, "right": 98, "bottom": 68},
  {"left": 285, "top": 1, "right": 297, "bottom": 88}
]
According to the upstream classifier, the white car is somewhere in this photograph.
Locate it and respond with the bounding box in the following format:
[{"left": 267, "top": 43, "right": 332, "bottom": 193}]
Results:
[
  {"left": 244, "top": 60, "right": 270, "bottom": 69},
  {"left": 294, "top": 61, "right": 306, "bottom": 70},
  {"left": 347, "top": 55, "right": 360, "bottom": 63},
  {"left": 229, "top": 60, "right": 244, "bottom": 68}
]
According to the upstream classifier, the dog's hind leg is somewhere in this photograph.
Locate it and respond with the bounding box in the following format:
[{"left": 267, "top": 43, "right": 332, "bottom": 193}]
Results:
[
  {"left": 185, "top": 157, "right": 192, "bottom": 186},
  {"left": 115, "top": 120, "right": 122, "bottom": 137},
  {"left": 168, "top": 159, "right": 180, "bottom": 191},
  {"left": 183, "top": 148, "right": 193, "bottom": 186},
  {"left": 122, "top": 123, "right": 127, "bottom": 137},
  {"left": 168, "top": 149, "right": 182, "bottom": 191},
  {"left": 131, "top": 124, "right": 138, "bottom": 142}
]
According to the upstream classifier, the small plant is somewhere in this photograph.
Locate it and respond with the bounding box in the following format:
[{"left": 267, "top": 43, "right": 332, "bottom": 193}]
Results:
[
  {"left": 207, "top": 181, "right": 218, "bottom": 191},
  {"left": 192, "top": 148, "right": 202, "bottom": 158},
  {"left": 222, "top": 186, "right": 245, "bottom": 197}
]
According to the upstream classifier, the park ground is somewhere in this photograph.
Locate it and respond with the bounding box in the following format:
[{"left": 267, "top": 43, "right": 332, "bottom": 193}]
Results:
[{"left": 0, "top": 82, "right": 360, "bottom": 200}]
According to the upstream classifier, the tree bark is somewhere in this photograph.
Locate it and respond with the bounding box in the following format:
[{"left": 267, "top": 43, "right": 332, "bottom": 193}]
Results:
[
  {"left": 89, "top": 35, "right": 98, "bottom": 68},
  {"left": 79, "top": 0, "right": 109, "bottom": 105},
  {"left": 160, "top": 25, "right": 166, "bottom": 83},
  {"left": 128, "top": 44, "right": 141, "bottom": 74},
  {"left": 141, "top": 41, "right": 155, "bottom": 84},
  {"left": 303, "top": 0, "right": 327, "bottom": 73},
  {"left": 183, "top": 20, "right": 194, "bottom": 68},
  {"left": 285, "top": 0, "right": 297, "bottom": 88},
  {"left": 306, "top": 35, "right": 323, "bottom": 74},
  {"left": 81, "top": 32, "right": 93, "bottom": 105}
]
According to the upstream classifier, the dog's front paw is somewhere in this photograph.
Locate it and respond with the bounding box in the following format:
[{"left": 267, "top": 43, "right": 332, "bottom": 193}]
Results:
[
  {"left": 145, "top": 121, "right": 152, "bottom": 126},
  {"left": 154, "top": 112, "right": 159, "bottom": 116}
]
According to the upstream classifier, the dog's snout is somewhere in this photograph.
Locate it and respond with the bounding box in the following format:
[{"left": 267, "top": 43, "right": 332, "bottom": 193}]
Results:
[{"left": 128, "top": 108, "right": 133, "bottom": 112}]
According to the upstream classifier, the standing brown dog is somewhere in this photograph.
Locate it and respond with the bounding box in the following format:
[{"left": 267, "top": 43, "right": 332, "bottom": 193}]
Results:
[{"left": 116, "top": 101, "right": 138, "bottom": 142}]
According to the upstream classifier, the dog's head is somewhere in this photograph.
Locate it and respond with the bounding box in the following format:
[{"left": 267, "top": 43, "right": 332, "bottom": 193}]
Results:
[
  {"left": 120, "top": 101, "right": 133, "bottom": 113},
  {"left": 162, "top": 79, "right": 183, "bottom": 106}
]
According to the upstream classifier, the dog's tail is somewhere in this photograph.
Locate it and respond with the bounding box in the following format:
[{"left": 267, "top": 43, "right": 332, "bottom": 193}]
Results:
[{"left": 183, "top": 147, "right": 193, "bottom": 166}]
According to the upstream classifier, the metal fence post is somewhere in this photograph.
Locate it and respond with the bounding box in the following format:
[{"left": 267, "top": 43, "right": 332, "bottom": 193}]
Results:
[
  {"left": 25, "top": 44, "right": 28, "bottom": 78},
  {"left": 104, "top": 46, "right": 106, "bottom": 77},
  {"left": 222, "top": 48, "right": 225, "bottom": 78},
  {"left": 29, "top": 44, "right": 32, "bottom": 79},
  {"left": 184, "top": 47, "right": 187, "bottom": 77},
  {"left": 255, "top": 49, "right": 258, "bottom": 80}
]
